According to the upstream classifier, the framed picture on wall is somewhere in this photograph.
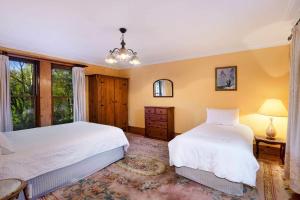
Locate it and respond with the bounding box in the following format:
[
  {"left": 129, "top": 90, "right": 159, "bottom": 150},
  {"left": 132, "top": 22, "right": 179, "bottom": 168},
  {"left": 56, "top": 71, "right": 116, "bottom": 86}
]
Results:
[{"left": 215, "top": 66, "right": 237, "bottom": 91}]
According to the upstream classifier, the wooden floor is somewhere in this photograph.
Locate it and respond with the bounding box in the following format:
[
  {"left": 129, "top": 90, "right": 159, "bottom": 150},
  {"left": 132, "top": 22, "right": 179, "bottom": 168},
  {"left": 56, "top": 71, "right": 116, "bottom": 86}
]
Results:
[{"left": 253, "top": 145, "right": 300, "bottom": 200}]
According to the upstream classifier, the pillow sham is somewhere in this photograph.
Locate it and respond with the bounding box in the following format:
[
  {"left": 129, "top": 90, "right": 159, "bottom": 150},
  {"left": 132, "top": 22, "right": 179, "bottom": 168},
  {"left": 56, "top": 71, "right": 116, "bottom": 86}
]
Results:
[
  {"left": 206, "top": 108, "right": 239, "bottom": 126},
  {"left": 0, "top": 132, "right": 15, "bottom": 155}
]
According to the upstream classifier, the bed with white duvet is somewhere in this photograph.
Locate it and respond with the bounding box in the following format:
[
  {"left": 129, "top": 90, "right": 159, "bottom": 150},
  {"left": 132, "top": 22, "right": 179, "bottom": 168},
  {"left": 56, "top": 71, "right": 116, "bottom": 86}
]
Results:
[
  {"left": 0, "top": 121, "right": 129, "bottom": 199},
  {"left": 168, "top": 108, "right": 259, "bottom": 196}
]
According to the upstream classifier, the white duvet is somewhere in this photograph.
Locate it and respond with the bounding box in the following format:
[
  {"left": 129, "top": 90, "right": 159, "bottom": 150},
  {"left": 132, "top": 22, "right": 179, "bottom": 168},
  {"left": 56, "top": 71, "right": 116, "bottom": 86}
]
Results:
[
  {"left": 168, "top": 123, "right": 259, "bottom": 186},
  {"left": 0, "top": 122, "right": 129, "bottom": 181}
]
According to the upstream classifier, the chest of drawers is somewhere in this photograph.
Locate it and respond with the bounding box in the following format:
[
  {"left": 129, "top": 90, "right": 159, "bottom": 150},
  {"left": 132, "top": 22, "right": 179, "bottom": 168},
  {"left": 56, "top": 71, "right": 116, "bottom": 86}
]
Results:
[{"left": 144, "top": 106, "right": 174, "bottom": 141}]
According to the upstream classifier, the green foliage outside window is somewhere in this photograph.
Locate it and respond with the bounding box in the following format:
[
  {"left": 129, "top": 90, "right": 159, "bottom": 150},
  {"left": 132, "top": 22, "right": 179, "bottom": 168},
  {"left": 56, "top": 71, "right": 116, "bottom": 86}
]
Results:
[
  {"left": 52, "top": 68, "right": 73, "bottom": 124},
  {"left": 9, "top": 59, "right": 36, "bottom": 130},
  {"left": 9, "top": 60, "right": 74, "bottom": 130}
]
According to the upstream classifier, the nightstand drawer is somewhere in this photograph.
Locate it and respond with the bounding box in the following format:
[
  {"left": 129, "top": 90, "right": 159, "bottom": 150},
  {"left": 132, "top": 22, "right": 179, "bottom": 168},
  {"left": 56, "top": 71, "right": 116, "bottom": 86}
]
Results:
[{"left": 254, "top": 135, "right": 286, "bottom": 164}]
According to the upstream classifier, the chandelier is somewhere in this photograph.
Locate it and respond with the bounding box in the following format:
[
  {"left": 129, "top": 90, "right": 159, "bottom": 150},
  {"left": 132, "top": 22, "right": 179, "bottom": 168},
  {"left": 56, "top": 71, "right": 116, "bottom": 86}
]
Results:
[{"left": 105, "top": 28, "right": 141, "bottom": 65}]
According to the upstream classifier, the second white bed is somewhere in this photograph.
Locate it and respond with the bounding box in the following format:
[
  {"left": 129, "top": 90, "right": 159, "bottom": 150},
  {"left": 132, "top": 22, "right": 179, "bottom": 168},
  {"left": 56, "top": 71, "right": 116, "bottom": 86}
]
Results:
[{"left": 168, "top": 123, "right": 259, "bottom": 187}]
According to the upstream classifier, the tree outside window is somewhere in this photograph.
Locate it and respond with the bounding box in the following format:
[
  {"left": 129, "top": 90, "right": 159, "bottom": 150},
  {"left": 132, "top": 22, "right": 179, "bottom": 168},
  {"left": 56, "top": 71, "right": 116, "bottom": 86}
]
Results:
[
  {"left": 52, "top": 65, "right": 73, "bottom": 124},
  {"left": 9, "top": 58, "right": 38, "bottom": 130}
]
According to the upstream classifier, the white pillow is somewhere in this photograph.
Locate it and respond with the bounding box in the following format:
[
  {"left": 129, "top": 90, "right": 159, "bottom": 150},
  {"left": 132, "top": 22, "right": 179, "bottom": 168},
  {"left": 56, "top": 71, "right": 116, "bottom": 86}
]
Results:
[
  {"left": 0, "top": 132, "right": 15, "bottom": 155},
  {"left": 206, "top": 108, "right": 239, "bottom": 126}
]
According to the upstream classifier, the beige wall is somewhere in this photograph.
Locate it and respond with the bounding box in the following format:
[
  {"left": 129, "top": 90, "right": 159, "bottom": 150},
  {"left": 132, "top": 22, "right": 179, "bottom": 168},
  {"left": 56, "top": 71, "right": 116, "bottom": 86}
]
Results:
[{"left": 120, "top": 45, "right": 290, "bottom": 139}]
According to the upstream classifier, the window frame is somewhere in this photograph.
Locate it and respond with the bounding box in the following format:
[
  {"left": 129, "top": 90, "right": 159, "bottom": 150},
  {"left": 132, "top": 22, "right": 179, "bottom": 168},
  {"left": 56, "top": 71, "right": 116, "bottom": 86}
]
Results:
[
  {"left": 9, "top": 56, "right": 40, "bottom": 129},
  {"left": 51, "top": 64, "right": 73, "bottom": 125}
]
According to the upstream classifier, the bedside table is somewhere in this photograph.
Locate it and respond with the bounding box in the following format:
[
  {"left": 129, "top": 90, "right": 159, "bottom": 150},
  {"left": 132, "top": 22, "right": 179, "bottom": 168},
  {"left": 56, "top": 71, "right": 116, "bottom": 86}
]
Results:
[
  {"left": 0, "top": 179, "right": 28, "bottom": 200},
  {"left": 254, "top": 135, "right": 286, "bottom": 164}
]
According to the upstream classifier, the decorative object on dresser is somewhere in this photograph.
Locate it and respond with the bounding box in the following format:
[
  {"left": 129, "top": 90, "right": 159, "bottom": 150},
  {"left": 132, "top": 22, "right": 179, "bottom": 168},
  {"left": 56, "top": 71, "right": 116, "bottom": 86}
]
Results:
[
  {"left": 145, "top": 106, "right": 174, "bottom": 141},
  {"left": 254, "top": 135, "right": 286, "bottom": 164},
  {"left": 258, "top": 98, "right": 288, "bottom": 140},
  {"left": 88, "top": 75, "right": 128, "bottom": 131},
  {"left": 215, "top": 66, "right": 237, "bottom": 91},
  {"left": 153, "top": 79, "right": 174, "bottom": 97}
]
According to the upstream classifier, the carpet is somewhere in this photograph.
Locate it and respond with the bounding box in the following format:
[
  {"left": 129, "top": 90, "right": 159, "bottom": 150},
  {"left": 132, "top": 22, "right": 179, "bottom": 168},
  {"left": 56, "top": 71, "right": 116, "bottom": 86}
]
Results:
[{"left": 41, "top": 133, "right": 294, "bottom": 200}]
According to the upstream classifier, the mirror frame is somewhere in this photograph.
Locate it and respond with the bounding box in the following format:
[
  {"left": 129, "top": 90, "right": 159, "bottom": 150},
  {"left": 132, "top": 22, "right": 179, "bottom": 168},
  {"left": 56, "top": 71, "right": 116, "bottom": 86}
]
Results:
[{"left": 153, "top": 79, "right": 174, "bottom": 97}]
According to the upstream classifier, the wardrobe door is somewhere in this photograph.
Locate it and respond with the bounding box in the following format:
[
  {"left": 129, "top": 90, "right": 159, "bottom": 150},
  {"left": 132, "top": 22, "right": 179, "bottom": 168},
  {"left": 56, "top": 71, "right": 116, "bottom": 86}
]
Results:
[
  {"left": 88, "top": 75, "right": 99, "bottom": 123},
  {"left": 99, "top": 76, "right": 115, "bottom": 126},
  {"left": 114, "top": 78, "right": 128, "bottom": 130}
]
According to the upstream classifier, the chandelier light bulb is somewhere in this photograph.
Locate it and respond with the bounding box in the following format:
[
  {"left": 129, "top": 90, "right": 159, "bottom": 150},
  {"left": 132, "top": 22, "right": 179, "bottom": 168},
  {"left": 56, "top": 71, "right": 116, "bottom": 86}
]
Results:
[
  {"left": 129, "top": 54, "right": 141, "bottom": 65},
  {"left": 117, "top": 48, "right": 131, "bottom": 61},
  {"left": 105, "top": 54, "right": 117, "bottom": 64}
]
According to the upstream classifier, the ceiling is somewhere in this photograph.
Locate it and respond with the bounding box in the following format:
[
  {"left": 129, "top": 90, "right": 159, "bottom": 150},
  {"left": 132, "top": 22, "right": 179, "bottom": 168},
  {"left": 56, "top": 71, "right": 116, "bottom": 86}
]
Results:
[{"left": 0, "top": 0, "right": 299, "bottom": 68}]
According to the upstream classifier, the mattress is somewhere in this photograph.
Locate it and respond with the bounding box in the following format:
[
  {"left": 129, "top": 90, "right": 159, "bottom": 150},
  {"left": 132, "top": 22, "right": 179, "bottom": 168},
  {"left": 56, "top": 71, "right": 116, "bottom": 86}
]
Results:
[
  {"left": 0, "top": 121, "right": 129, "bottom": 181},
  {"left": 168, "top": 123, "right": 259, "bottom": 186}
]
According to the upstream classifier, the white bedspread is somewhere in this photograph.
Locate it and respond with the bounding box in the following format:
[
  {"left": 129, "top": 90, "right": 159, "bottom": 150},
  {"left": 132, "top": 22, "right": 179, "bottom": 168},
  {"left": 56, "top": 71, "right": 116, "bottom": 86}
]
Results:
[
  {"left": 0, "top": 122, "right": 129, "bottom": 181},
  {"left": 168, "top": 123, "right": 259, "bottom": 186}
]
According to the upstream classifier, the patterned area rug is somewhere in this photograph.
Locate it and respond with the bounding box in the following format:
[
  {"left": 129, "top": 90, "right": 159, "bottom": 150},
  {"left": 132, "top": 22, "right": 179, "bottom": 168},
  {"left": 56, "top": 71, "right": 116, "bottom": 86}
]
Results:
[
  {"left": 116, "top": 154, "right": 166, "bottom": 176},
  {"left": 41, "top": 133, "right": 293, "bottom": 200}
]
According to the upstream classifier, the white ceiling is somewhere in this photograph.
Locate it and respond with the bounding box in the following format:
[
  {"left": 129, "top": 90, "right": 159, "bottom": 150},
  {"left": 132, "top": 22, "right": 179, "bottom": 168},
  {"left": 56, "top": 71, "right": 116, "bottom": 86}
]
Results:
[{"left": 0, "top": 0, "right": 299, "bottom": 68}]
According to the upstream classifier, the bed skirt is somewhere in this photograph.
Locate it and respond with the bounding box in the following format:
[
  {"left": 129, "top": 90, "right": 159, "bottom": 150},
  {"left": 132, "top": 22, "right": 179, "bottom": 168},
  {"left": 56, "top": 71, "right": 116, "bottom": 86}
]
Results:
[
  {"left": 18, "top": 146, "right": 125, "bottom": 200},
  {"left": 175, "top": 167, "right": 244, "bottom": 196}
]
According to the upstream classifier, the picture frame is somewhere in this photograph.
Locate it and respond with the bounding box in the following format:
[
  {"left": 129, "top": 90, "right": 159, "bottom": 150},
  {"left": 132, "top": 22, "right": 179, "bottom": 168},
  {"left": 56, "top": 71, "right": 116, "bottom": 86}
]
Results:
[{"left": 215, "top": 66, "right": 237, "bottom": 91}]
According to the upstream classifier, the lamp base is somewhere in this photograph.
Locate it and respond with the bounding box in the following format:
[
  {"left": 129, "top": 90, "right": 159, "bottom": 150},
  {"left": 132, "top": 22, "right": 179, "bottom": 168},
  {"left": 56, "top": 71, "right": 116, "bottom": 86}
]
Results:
[{"left": 265, "top": 117, "right": 276, "bottom": 140}]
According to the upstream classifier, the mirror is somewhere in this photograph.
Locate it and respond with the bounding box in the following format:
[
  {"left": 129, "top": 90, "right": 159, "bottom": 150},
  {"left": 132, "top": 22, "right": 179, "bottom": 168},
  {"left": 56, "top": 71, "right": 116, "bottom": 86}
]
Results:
[{"left": 153, "top": 79, "right": 173, "bottom": 97}]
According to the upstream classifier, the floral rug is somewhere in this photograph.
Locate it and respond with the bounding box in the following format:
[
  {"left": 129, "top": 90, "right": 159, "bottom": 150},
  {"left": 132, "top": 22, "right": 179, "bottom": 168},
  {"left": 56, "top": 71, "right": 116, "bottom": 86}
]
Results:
[
  {"left": 116, "top": 154, "right": 166, "bottom": 176},
  {"left": 41, "top": 133, "right": 294, "bottom": 200}
]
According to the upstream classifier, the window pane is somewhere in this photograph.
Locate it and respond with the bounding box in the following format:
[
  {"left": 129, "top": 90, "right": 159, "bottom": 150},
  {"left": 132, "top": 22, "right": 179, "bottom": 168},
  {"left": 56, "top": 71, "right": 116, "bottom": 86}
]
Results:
[
  {"left": 10, "top": 60, "right": 34, "bottom": 96},
  {"left": 9, "top": 58, "right": 37, "bottom": 131},
  {"left": 52, "top": 67, "right": 73, "bottom": 125},
  {"left": 11, "top": 97, "right": 35, "bottom": 130},
  {"left": 53, "top": 97, "right": 73, "bottom": 124},
  {"left": 52, "top": 68, "right": 72, "bottom": 97}
]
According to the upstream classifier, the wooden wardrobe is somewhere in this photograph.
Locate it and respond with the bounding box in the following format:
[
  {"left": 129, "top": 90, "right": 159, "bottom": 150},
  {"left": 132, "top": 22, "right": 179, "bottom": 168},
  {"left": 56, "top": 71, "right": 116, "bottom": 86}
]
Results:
[{"left": 88, "top": 75, "right": 128, "bottom": 131}]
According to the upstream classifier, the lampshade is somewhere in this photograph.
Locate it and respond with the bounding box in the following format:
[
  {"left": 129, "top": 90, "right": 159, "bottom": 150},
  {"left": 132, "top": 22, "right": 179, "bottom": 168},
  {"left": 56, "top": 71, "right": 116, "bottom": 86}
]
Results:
[
  {"left": 105, "top": 54, "right": 117, "bottom": 64},
  {"left": 129, "top": 54, "right": 141, "bottom": 65},
  {"left": 116, "top": 48, "right": 131, "bottom": 61},
  {"left": 258, "top": 99, "right": 288, "bottom": 117}
]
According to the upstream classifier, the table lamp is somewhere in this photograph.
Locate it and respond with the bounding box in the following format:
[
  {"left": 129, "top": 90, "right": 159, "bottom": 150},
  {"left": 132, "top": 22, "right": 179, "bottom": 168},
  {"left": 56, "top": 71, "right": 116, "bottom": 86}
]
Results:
[{"left": 258, "top": 99, "right": 288, "bottom": 140}]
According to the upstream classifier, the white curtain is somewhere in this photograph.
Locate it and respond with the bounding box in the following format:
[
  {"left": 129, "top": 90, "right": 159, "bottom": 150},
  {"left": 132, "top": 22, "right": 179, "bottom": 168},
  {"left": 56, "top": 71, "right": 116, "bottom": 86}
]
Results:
[
  {"left": 72, "top": 67, "right": 86, "bottom": 122},
  {"left": 285, "top": 23, "right": 300, "bottom": 194},
  {"left": 0, "top": 55, "right": 13, "bottom": 132}
]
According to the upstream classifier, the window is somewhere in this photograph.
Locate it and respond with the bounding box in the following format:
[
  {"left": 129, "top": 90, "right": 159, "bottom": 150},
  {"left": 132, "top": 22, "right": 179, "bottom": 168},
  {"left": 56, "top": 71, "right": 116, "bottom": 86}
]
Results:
[
  {"left": 52, "top": 65, "right": 73, "bottom": 124},
  {"left": 9, "top": 57, "right": 39, "bottom": 130},
  {"left": 154, "top": 80, "right": 162, "bottom": 96}
]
